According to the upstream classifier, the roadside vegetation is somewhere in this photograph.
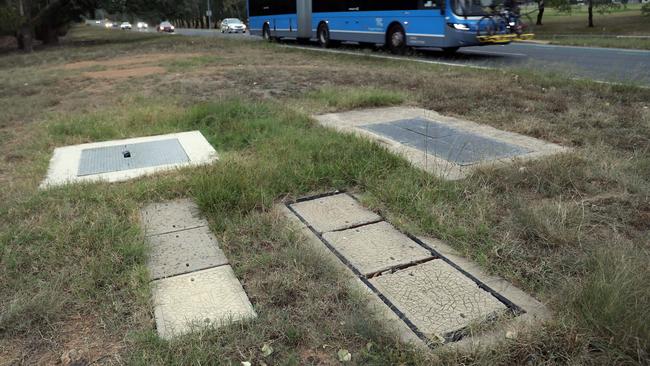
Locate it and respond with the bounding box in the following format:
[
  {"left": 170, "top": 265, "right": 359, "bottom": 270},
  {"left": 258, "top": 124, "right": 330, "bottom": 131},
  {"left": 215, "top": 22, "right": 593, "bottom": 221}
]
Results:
[
  {"left": 524, "top": 4, "right": 650, "bottom": 49},
  {"left": 1, "top": 27, "right": 649, "bottom": 364}
]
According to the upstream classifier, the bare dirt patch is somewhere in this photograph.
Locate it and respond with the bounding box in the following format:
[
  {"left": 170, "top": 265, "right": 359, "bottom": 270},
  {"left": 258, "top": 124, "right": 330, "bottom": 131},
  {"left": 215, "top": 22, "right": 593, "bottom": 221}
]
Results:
[
  {"left": 3, "top": 314, "right": 125, "bottom": 365},
  {"left": 62, "top": 52, "right": 205, "bottom": 70},
  {"left": 83, "top": 66, "right": 166, "bottom": 79}
]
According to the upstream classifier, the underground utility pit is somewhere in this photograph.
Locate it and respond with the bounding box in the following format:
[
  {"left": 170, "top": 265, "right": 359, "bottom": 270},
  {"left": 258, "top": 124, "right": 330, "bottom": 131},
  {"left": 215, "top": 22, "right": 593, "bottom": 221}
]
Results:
[
  {"left": 314, "top": 107, "right": 569, "bottom": 180},
  {"left": 41, "top": 131, "right": 218, "bottom": 187}
]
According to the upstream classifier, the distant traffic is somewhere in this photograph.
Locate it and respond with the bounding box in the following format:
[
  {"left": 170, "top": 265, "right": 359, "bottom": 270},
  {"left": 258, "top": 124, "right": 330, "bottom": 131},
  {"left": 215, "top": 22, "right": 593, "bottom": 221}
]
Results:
[{"left": 89, "top": 18, "right": 247, "bottom": 35}]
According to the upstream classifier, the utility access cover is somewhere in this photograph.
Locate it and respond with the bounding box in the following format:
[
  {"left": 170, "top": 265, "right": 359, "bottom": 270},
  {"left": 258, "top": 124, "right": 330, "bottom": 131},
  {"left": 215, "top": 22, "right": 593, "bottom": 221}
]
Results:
[
  {"left": 41, "top": 131, "right": 218, "bottom": 188},
  {"left": 78, "top": 138, "right": 189, "bottom": 176},
  {"left": 361, "top": 118, "right": 531, "bottom": 166}
]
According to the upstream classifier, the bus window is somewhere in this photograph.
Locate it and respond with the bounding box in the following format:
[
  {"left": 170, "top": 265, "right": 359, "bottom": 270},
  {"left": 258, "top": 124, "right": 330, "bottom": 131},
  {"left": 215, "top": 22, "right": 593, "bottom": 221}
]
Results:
[{"left": 452, "top": 0, "right": 493, "bottom": 16}]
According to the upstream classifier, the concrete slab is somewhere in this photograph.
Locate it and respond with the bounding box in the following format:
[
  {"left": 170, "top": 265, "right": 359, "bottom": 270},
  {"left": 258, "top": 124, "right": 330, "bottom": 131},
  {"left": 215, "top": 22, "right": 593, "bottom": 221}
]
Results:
[
  {"left": 140, "top": 199, "right": 208, "bottom": 236},
  {"left": 146, "top": 226, "right": 229, "bottom": 280},
  {"left": 370, "top": 260, "right": 508, "bottom": 340},
  {"left": 314, "top": 107, "right": 569, "bottom": 180},
  {"left": 290, "top": 193, "right": 381, "bottom": 233},
  {"left": 323, "top": 221, "right": 433, "bottom": 276},
  {"left": 152, "top": 266, "right": 256, "bottom": 339},
  {"left": 41, "top": 131, "right": 218, "bottom": 188},
  {"left": 416, "top": 236, "right": 550, "bottom": 350},
  {"left": 275, "top": 204, "right": 430, "bottom": 350}
]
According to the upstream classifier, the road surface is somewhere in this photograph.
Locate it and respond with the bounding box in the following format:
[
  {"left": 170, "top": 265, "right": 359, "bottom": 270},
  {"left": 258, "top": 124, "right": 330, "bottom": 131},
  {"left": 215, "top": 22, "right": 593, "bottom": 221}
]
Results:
[{"left": 95, "top": 23, "right": 650, "bottom": 87}]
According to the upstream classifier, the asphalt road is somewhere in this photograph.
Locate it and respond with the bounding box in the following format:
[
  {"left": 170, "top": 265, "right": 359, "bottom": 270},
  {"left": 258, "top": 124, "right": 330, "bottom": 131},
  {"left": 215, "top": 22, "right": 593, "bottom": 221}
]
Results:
[{"left": 98, "top": 23, "right": 650, "bottom": 87}]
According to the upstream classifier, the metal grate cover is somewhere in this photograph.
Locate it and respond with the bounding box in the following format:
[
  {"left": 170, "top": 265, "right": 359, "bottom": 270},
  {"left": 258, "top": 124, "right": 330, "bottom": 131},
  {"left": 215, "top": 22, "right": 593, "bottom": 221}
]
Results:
[
  {"left": 77, "top": 138, "right": 190, "bottom": 176},
  {"left": 361, "top": 118, "right": 531, "bottom": 166}
]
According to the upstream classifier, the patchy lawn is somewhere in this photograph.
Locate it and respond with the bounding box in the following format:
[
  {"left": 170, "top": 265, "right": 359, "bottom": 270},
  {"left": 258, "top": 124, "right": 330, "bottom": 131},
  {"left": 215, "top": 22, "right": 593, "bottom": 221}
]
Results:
[
  {"left": 1, "top": 26, "right": 649, "bottom": 365},
  {"left": 523, "top": 5, "right": 650, "bottom": 49}
]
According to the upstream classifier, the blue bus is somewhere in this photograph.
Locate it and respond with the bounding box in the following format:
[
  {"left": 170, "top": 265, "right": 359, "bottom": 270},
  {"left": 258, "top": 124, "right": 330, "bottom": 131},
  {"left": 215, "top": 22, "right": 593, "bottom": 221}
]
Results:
[{"left": 247, "top": 0, "right": 521, "bottom": 53}]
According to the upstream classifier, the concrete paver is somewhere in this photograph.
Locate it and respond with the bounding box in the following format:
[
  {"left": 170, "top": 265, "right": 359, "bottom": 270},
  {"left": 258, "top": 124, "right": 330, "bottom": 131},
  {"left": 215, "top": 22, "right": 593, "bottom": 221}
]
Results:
[
  {"left": 152, "top": 266, "right": 257, "bottom": 339},
  {"left": 146, "top": 226, "right": 229, "bottom": 280},
  {"left": 323, "top": 221, "right": 433, "bottom": 275},
  {"left": 290, "top": 193, "right": 381, "bottom": 233},
  {"left": 370, "top": 260, "right": 507, "bottom": 339},
  {"left": 140, "top": 199, "right": 207, "bottom": 236}
]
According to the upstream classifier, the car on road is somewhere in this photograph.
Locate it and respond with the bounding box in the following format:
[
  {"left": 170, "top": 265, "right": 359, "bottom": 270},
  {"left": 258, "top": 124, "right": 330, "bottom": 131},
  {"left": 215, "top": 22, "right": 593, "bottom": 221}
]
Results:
[
  {"left": 105, "top": 22, "right": 113, "bottom": 28},
  {"left": 120, "top": 22, "right": 132, "bottom": 30},
  {"left": 220, "top": 18, "right": 246, "bottom": 33},
  {"left": 137, "top": 22, "right": 148, "bottom": 30},
  {"left": 157, "top": 21, "right": 175, "bottom": 33}
]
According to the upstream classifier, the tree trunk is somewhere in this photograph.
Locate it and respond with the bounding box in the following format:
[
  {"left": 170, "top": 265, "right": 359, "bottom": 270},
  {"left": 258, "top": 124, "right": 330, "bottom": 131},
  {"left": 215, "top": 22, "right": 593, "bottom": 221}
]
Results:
[
  {"left": 17, "top": 0, "right": 32, "bottom": 52},
  {"left": 17, "top": 24, "right": 33, "bottom": 52},
  {"left": 588, "top": 0, "right": 594, "bottom": 27},
  {"left": 536, "top": 0, "right": 545, "bottom": 25},
  {"left": 36, "top": 23, "right": 59, "bottom": 45}
]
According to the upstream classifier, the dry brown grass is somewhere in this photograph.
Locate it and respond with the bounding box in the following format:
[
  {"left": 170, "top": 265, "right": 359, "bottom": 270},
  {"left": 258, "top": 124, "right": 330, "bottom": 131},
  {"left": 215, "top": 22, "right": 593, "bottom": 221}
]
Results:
[
  {"left": 82, "top": 66, "right": 167, "bottom": 79},
  {"left": 0, "top": 26, "right": 648, "bottom": 365}
]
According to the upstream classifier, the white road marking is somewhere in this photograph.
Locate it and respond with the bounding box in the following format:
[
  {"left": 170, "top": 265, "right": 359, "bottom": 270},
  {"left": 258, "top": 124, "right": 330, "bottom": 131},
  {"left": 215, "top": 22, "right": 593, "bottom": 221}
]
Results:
[
  {"left": 461, "top": 49, "right": 528, "bottom": 57},
  {"left": 282, "top": 45, "right": 492, "bottom": 70}
]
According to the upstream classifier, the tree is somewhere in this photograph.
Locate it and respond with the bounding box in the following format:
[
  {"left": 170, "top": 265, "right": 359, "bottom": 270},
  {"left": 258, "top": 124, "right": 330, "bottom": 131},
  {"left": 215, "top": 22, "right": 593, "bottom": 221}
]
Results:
[{"left": 536, "top": 0, "right": 545, "bottom": 25}]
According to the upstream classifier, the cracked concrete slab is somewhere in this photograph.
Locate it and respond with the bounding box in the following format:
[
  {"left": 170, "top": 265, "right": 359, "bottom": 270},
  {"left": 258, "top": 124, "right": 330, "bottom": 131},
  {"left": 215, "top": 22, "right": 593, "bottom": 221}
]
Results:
[
  {"left": 369, "top": 260, "right": 507, "bottom": 340},
  {"left": 146, "top": 226, "right": 229, "bottom": 280},
  {"left": 323, "top": 221, "right": 433, "bottom": 276},
  {"left": 152, "top": 266, "right": 256, "bottom": 339},
  {"left": 140, "top": 199, "right": 208, "bottom": 236},
  {"left": 313, "top": 107, "right": 569, "bottom": 180},
  {"left": 290, "top": 193, "right": 381, "bottom": 233}
]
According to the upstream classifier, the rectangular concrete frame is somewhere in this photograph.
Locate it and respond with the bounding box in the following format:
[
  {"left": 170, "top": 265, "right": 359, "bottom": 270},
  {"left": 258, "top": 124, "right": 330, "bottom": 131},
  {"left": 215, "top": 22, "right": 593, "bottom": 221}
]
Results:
[
  {"left": 277, "top": 193, "right": 551, "bottom": 352},
  {"left": 313, "top": 107, "right": 569, "bottom": 180},
  {"left": 151, "top": 266, "right": 257, "bottom": 340},
  {"left": 41, "top": 131, "right": 218, "bottom": 188}
]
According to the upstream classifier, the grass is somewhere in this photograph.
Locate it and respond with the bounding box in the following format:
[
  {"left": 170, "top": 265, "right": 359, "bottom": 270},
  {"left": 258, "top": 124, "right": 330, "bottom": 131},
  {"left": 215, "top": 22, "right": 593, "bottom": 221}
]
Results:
[
  {"left": 521, "top": 5, "right": 650, "bottom": 49},
  {"left": 1, "top": 26, "right": 649, "bottom": 364}
]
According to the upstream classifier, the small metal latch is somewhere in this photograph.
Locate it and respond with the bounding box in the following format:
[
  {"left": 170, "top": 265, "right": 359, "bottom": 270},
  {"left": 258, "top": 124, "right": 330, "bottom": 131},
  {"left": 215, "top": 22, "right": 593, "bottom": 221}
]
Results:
[{"left": 122, "top": 150, "right": 131, "bottom": 158}]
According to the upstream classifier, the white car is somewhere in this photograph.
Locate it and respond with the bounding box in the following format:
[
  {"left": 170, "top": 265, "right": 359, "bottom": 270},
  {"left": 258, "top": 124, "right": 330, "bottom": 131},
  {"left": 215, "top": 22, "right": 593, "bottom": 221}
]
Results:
[
  {"left": 137, "top": 22, "right": 148, "bottom": 29},
  {"left": 220, "top": 18, "right": 246, "bottom": 33},
  {"left": 105, "top": 22, "right": 113, "bottom": 28},
  {"left": 120, "top": 22, "right": 132, "bottom": 30}
]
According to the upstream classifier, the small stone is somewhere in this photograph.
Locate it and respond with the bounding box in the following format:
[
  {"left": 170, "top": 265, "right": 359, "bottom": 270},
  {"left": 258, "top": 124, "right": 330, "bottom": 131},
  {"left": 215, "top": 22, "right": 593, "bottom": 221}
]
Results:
[
  {"left": 337, "top": 349, "right": 352, "bottom": 362},
  {"left": 505, "top": 330, "right": 517, "bottom": 339},
  {"left": 241, "top": 362, "right": 251, "bottom": 366},
  {"left": 261, "top": 343, "right": 274, "bottom": 357}
]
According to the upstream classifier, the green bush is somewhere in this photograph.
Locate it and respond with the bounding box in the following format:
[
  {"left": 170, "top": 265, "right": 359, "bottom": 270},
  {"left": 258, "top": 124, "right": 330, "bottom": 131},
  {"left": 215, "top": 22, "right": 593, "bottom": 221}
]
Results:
[
  {"left": 0, "top": 5, "right": 22, "bottom": 34},
  {"left": 642, "top": 2, "right": 650, "bottom": 16}
]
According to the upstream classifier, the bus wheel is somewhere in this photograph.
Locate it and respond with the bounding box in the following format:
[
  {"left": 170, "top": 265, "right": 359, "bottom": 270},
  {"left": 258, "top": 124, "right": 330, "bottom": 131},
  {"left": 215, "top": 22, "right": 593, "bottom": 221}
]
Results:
[
  {"left": 262, "top": 24, "right": 272, "bottom": 42},
  {"left": 387, "top": 24, "right": 407, "bottom": 55},
  {"left": 442, "top": 47, "right": 459, "bottom": 55},
  {"left": 317, "top": 23, "right": 339, "bottom": 48}
]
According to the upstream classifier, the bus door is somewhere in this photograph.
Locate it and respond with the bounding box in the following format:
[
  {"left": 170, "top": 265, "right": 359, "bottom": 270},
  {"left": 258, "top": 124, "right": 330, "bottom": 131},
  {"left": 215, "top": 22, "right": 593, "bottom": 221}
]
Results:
[{"left": 407, "top": 0, "right": 446, "bottom": 46}]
